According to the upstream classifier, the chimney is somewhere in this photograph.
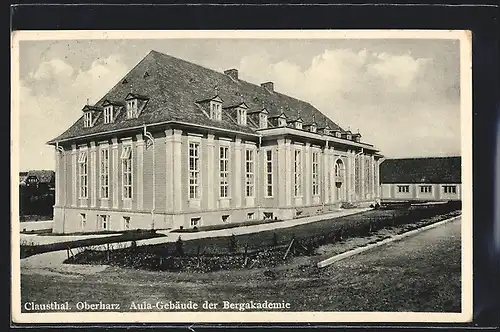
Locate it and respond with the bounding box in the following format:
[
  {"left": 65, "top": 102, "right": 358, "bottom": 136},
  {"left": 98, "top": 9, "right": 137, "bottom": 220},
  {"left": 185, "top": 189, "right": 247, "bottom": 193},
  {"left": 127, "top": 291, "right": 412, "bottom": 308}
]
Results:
[
  {"left": 224, "top": 69, "right": 238, "bottom": 80},
  {"left": 261, "top": 82, "right": 274, "bottom": 92}
]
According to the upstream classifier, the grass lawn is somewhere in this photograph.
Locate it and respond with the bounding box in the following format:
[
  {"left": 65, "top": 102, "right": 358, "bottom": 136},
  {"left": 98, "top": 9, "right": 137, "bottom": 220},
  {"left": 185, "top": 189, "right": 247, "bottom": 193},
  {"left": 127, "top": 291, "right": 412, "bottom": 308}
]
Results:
[
  {"left": 20, "top": 217, "right": 462, "bottom": 313},
  {"left": 20, "top": 230, "right": 166, "bottom": 259},
  {"left": 67, "top": 202, "right": 461, "bottom": 272}
]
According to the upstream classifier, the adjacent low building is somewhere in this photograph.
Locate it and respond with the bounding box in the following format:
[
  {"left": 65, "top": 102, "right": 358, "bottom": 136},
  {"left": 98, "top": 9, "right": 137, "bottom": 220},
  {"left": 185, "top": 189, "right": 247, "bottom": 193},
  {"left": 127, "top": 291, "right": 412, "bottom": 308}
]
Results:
[
  {"left": 379, "top": 156, "right": 461, "bottom": 201},
  {"left": 47, "top": 50, "right": 383, "bottom": 234}
]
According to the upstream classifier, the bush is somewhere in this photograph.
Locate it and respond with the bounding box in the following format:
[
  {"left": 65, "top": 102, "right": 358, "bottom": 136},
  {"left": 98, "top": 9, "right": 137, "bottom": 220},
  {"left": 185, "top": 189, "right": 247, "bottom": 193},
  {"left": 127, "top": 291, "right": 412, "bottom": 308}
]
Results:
[
  {"left": 175, "top": 236, "right": 184, "bottom": 256},
  {"left": 67, "top": 202, "right": 462, "bottom": 272}
]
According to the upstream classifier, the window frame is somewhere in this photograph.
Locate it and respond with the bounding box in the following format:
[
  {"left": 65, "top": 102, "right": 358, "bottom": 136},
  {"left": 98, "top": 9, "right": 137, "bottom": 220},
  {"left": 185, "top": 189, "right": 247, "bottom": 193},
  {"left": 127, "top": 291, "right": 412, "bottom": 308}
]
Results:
[
  {"left": 420, "top": 185, "right": 433, "bottom": 193},
  {"left": 78, "top": 150, "right": 88, "bottom": 199},
  {"left": 443, "top": 185, "right": 457, "bottom": 194},
  {"left": 121, "top": 144, "right": 133, "bottom": 200},
  {"left": 219, "top": 145, "right": 229, "bottom": 198},
  {"left": 210, "top": 101, "right": 222, "bottom": 121},
  {"left": 80, "top": 213, "right": 87, "bottom": 229},
  {"left": 126, "top": 99, "right": 138, "bottom": 119},
  {"left": 99, "top": 147, "right": 110, "bottom": 199},
  {"left": 83, "top": 111, "right": 93, "bottom": 128},
  {"left": 122, "top": 216, "right": 130, "bottom": 230},
  {"left": 100, "top": 214, "right": 108, "bottom": 230},
  {"left": 238, "top": 108, "right": 247, "bottom": 126},
  {"left": 312, "top": 151, "right": 320, "bottom": 196},
  {"left": 245, "top": 148, "right": 255, "bottom": 197},
  {"left": 103, "top": 106, "right": 114, "bottom": 124},
  {"left": 259, "top": 113, "right": 268, "bottom": 129},
  {"left": 265, "top": 149, "right": 273, "bottom": 197},
  {"left": 397, "top": 185, "right": 410, "bottom": 193},
  {"left": 188, "top": 141, "right": 201, "bottom": 200},
  {"left": 190, "top": 217, "right": 201, "bottom": 227},
  {"left": 294, "top": 149, "right": 303, "bottom": 197}
]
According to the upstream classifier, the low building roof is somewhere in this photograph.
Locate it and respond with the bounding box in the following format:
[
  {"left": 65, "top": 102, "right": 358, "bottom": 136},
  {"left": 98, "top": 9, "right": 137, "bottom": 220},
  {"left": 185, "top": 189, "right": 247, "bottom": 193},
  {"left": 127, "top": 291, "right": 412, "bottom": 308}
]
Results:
[{"left": 380, "top": 156, "right": 461, "bottom": 184}]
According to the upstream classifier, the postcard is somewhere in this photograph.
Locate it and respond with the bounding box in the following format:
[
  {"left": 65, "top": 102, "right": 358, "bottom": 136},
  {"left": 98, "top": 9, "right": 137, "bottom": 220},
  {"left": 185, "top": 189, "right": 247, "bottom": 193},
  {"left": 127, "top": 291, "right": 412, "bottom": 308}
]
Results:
[{"left": 11, "top": 29, "right": 472, "bottom": 324}]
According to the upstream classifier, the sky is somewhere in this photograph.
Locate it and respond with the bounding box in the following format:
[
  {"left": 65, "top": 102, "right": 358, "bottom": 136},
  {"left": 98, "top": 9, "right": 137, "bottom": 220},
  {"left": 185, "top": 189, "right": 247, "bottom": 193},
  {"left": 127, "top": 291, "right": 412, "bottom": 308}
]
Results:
[{"left": 16, "top": 37, "right": 461, "bottom": 172}]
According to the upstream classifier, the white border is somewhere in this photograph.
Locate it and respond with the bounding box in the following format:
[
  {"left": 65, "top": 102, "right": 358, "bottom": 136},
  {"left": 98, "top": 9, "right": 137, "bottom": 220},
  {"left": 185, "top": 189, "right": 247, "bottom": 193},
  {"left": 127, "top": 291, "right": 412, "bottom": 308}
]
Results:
[{"left": 11, "top": 29, "right": 473, "bottom": 324}]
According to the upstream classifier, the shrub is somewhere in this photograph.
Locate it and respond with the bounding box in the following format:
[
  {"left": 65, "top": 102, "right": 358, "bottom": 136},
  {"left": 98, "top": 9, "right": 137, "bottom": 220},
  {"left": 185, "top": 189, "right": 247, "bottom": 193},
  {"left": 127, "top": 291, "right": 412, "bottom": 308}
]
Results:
[
  {"left": 175, "top": 236, "right": 184, "bottom": 256},
  {"left": 228, "top": 234, "right": 238, "bottom": 253}
]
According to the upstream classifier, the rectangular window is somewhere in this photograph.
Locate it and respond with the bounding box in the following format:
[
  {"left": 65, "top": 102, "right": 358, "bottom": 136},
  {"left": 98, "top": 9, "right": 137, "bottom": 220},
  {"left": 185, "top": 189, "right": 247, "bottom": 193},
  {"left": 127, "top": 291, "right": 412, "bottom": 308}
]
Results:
[
  {"left": 100, "top": 215, "right": 108, "bottom": 230},
  {"left": 312, "top": 152, "right": 319, "bottom": 196},
  {"left": 260, "top": 113, "right": 268, "bottom": 129},
  {"left": 78, "top": 151, "right": 88, "bottom": 198},
  {"left": 294, "top": 149, "right": 302, "bottom": 197},
  {"left": 121, "top": 145, "right": 133, "bottom": 199},
  {"left": 266, "top": 150, "right": 273, "bottom": 197},
  {"left": 127, "top": 99, "right": 138, "bottom": 119},
  {"left": 420, "top": 185, "right": 432, "bottom": 193},
  {"left": 83, "top": 112, "right": 92, "bottom": 128},
  {"left": 122, "top": 216, "right": 130, "bottom": 230},
  {"left": 211, "top": 102, "right": 221, "bottom": 121},
  {"left": 189, "top": 142, "right": 200, "bottom": 199},
  {"left": 238, "top": 109, "right": 247, "bottom": 126},
  {"left": 190, "top": 217, "right": 201, "bottom": 227},
  {"left": 443, "top": 185, "right": 457, "bottom": 194},
  {"left": 245, "top": 149, "right": 254, "bottom": 197},
  {"left": 99, "top": 148, "right": 109, "bottom": 199},
  {"left": 247, "top": 212, "right": 255, "bottom": 220},
  {"left": 397, "top": 185, "right": 410, "bottom": 193},
  {"left": 104, "top": 107, "right": 113, "bottom": 124},
  {"left": 80, "top": 213, "right": 86, "bottom": 229},
  {"left": 263, "top": 212, "right": 274, "bottom": 220},
  {"left": 219, "top": 146, "right": 229, "bottom": 198}
]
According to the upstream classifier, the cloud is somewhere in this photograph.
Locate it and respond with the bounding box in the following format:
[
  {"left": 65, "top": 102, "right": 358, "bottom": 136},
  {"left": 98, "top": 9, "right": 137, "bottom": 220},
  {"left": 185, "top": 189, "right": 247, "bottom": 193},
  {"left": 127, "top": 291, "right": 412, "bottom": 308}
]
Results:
[
  {"left": 238, "top": 48, "right": 459, "bottom": 158},
  {"left": 18, "top": 55, "right": 129, "bottom": 171},
  {"left": 29, "top": 58, "right": 74, "bottom": 81}
]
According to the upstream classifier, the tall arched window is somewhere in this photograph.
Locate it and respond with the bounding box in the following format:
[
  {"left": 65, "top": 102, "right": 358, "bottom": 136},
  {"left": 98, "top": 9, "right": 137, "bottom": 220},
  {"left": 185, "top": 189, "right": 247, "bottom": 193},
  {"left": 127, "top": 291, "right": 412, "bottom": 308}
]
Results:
[{"left": 335, "top": 159, "right": 344, "bottom": 177}]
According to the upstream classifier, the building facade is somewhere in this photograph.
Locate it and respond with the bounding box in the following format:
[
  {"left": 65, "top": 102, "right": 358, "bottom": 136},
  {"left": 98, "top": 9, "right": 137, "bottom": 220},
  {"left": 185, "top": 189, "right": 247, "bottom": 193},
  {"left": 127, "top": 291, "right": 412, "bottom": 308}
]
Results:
[
  {"left": 379, "top": 157, "right": 461, "bottom": 202},
  {"left": 48, "top": 50, "right": 383, "bottom": 233}
]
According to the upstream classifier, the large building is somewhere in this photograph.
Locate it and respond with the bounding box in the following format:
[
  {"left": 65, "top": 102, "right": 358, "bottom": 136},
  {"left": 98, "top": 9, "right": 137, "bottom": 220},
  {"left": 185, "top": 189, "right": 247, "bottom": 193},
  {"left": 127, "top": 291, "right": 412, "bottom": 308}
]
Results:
[
  {"left": 47, "top": 50, "right": 383, "bottom": 234},
  {"left": 379, "top": 156, "right": 462, "bottom": 202}
]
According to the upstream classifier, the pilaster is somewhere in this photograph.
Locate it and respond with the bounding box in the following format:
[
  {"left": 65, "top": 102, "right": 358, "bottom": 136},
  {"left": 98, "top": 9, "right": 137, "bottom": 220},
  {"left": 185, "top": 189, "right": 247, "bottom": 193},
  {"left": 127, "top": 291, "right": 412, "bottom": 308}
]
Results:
[
  {"left": 71, "top": 144, "right": 77, "bottom": 207},
  {"left": 285, "top": 138, "right": 292, "bottom": 207},
  {"left": 277, "top": 139, "right": 286, "bottom": 207},
  {"left": 206, "top": 133, "right": 215, "bottom": 210},
  {"left": 135, "top": 134, "right": 145, "bottom": 211},
  {"left": 328, "top": 147, "right": 335, "bottom": 203},
  {"left": 54, "top": 147, "right": 60, "bottom": 206},
  {"left": 360, "top": 153, "right": 366, "bottom": 200},
  {"left": 323, "top": 143, "right": 330, "bottom": 205},
  {"left": 304, "top": 142, "right": 311, "bottom": 206},
  {"left": 111, "top": 138, "right": 119, "bottom": 209},
  {"left": 172, "top": 129, "right": 183, "bottom": 212},
  {"left": 165, "top": 129, "right": 174, "bottom": 212},
  {"left": 90, "top": 141, "right": 97, "bottom": 208},
  {"left": 233, "top": 137, "right": 242, "bottom": 208}
]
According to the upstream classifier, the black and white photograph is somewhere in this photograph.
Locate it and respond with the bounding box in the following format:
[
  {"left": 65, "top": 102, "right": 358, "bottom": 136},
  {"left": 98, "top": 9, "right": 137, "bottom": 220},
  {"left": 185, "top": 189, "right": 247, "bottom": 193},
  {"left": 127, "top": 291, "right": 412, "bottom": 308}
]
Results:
[{"left": 11, "top": 30, "right": 472, "bottom": 324}]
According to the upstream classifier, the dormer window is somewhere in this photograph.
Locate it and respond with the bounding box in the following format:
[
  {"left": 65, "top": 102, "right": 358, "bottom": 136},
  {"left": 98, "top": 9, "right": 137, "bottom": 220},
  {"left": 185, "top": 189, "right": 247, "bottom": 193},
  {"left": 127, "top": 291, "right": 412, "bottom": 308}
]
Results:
[
  {"left": 335, "top": 131, "right": 342, "bottom": 138},
  {"left": 309, "top": 124, "right": 317, "bottom": 133},
  {"left": 259, "top": 112, "right": 268, "bottom": 129},
  {"left": 125, "top": 93, "right": 149, "bottom": 119},
  {"left": 103, "top": 106, "right": 114, "bottom": 124},
  {"left": 346, "top": 134, "right": 352, "bottom": 140},
  {"left": 83, "top": 111, "right": 93, "bottom": 128},
  {"left": 278, "top": 117, "right": 287, "bottom": 127},
  {"left": 295, "top": 121, "right": 303, "bottom": 130},
  {"left": 210, "top": 101, "right": 222, "bottom": 121},
  {"left": 127, "top": 99, "right": 138, "bottom": 119},
  {"left": 237, "top": 107, "right": 247, "bottom": 126}
]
